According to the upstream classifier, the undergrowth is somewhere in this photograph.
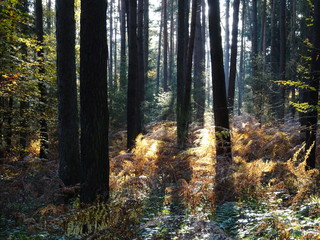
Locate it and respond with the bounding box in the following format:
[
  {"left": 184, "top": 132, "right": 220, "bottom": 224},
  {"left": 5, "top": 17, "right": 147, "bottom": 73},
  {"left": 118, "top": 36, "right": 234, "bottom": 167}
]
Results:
[{"left": 1, "top": 115, "right": 320, "bottom": 239}]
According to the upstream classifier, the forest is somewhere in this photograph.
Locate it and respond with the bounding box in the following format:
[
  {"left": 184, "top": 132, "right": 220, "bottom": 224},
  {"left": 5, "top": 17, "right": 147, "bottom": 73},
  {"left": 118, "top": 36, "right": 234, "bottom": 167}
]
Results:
[{"left": 0, "top": 0, "right": 320, "bottom": 239}]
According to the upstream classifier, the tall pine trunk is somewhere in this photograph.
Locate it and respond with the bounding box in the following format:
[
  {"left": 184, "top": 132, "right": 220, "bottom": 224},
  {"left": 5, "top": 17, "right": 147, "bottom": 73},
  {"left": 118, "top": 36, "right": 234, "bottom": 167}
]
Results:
[
  {"left": 36, "top": 0, "right": 49, "bottom": 159},
  {"left": 227, "top": 0, "right": 240, "bottom": 112},
  {"left": 208, "top": 0, "right": 234, "bottom": 204},
  {"left": 127, "top": 0, "right": 142, "bottom": 149},
  {"left": 56, "top": 0, "right": 81, "bottom": 185},
  {"left": 305, "top": 0, "right": 320, "bottom": 169},
  {"left": 80, "top": 0, "right": 109, "bottom": 203},
  {"left": 176, "top": 0, "right": 189, "bottom": 148},
  {"left": 162, "top": 0, "right": 168, "bottom": 92},
  {"left": 193, "top": 0, "right": 205, "bottom": 126}
]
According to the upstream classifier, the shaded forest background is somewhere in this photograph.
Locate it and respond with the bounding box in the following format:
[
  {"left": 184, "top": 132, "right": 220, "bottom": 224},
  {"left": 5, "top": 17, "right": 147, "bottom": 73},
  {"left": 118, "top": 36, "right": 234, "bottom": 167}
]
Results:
[{"left": 0, "top": 0, "right": 320, "bottom": 239}]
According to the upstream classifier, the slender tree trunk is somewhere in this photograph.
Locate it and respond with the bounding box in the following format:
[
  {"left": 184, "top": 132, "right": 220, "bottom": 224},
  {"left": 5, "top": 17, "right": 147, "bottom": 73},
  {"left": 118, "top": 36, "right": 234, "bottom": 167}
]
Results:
[
  {"left": 208, "top": 0, "right": 234, "bottom": 204},
  {"left": 168, "top": 0, "right": 175, "bottom": 87},
  {"left": 119, "top": 0, "right": 127, "bottom": 90},
  {"left": 227, "top": 0, "right": 240, "bottom": 112},
  {"left": 193, "top": 0, "right": 205, "bottom": 126},
  {"left": 224, "top": 0, "right": 230, "bottom": 92},
  {"left": 46, "top": 0, "right": 51, "bottom": 32},
  {"left": 127, "top": 0, "right": 142, "bottom": 149},
  {"left": 163, "top": 0, "right": 168, "bottom": 92},
  {"left": 278, "top": 0, "right": 286, "bottom": 121},
  {"left": 176, "top": 0, "right": 189, "bottom": 148},
  {"left": 156, "top": 5, "right": 164, "bottom": 93},
  {"left": 56, "top": 0, "right": 81, "bottom": 185},
  {"left": 80, "top": 0, "right": 109, "bottom": 203},
  {"left": 137, "top": 0, "right": 145, "bottom": 114},
  {"left": 143, "top": 0, "right": 149, "bottom": 87},
  {"left": 305, "top": 0, "right": 320, "bottom": 169},
  {"left": 109, "top": 0, "right": 114, "bottom": 92},
  {"left": 36, "top": 0, "right": 49, "bottom": 159}
]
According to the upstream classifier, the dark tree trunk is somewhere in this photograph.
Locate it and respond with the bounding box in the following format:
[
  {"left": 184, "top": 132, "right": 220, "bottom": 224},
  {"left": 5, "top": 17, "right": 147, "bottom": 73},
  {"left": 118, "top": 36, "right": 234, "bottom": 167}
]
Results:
[
  {"left": 193, "top": 0, "right": 205, "bottom": 126},
  {"left": 227, "top": 0, "right": 240, "bottom": 112},
  {"left": 46, "top": 0, "right": 52, "bottom": 32},
  {"left": 163, "top": 0, "right": 168, "bottom": 92},
  {"left": 224, "top": 0, "right": 230, "bottom": 91},
  {"left": 305, "top": 0, "right": 320, "bottom": 169},
  {"left": 208, "top": 0, "right": 234, "bottom": 204},
  {"left": 176, "top": 0, "right": 189, "bottom": 148},
  {"left": 80, "top": 0, "right": 109, "bottom": 203},
  {"left": 127, "top": 0, "right": 142, "bottom": 149},
  {"left": 56, "top": 0, "right": 81, "bottom": 186},
  {"left": 119, "top": 0, "right": 127, "bottom": 90},
  {"left": 19, "top": 0, "right": 29, "bottom": 157},
  {"left": 109, "top": 0, "right": 114, "bottom": 92},
  {"left": 36, "top": 0, "right": 49, "bottom": 159}
]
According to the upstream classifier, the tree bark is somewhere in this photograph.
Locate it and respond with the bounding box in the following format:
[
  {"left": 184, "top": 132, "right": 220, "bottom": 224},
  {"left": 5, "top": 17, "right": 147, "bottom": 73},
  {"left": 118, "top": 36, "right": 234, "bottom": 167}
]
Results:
[
  {"left": 224, "top": 0, "right": 230, "bottom": 92},
  {"left": 176, "top": 0, "right": 189, "bottom": 148},
  {"left": 119, "top": 0, "right": 127, "bottom": 90},
  {"left": 227, "top": 0, "right": 240, "bottom": 112},
  {"left": 163, "top": 0, "right": 168, "bottom": 92},
  {"left": 193, "top": 0, "right": 205, "bottom": 126},
  {"left": 208, "top": 0, "right": 234, "bottom": 204},
  {"left": 80, "top": 0, "right": 109, "bottom": 203},
  {"left": 56, "top": 0, "right": 81, "bottom": 186},
  {"left": 305, "top": 0, "right": 320, "bottom": 169},
  {"left": 127, "top": 0, "right": 142, "bottom": 149},
  {"left": 36, "top": 0, "right": 49, "bottom": 159}
]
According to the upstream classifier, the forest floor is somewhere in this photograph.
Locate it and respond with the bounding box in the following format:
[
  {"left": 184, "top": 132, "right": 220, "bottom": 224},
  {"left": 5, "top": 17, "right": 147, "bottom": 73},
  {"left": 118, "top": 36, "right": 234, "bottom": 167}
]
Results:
[{"left": 1, "top": 114, "right": 320, "bottom": 240}]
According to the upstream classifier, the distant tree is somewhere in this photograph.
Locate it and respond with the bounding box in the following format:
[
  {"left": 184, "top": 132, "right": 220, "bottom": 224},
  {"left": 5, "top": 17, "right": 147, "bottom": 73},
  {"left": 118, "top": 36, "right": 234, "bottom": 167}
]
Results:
[
  {"left": 305, "top": 0, "right": 320, "bottom": 169},
  {"left": 80, "top": 0, "right": 109, "bottom": 203},
  {"left": 119, "top": 0, "right": 127, "bottom": 90},
  {"left": 56, "top": 0, "right": 81, "bottom": 185},
  {"left": 35, "top": 0, "right": 49, "bottom": 159}
]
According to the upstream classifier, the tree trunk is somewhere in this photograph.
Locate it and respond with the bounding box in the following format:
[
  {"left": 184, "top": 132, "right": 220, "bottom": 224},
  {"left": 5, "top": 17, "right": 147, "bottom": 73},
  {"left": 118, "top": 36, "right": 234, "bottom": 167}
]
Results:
[
  {"left": 176, "top": 0, "right": 189, "bottom": 148},
  {"left": 56, "top": 0, "right": 81, "bottom": 186},
  {"left": 109, "top": 0, "right": 114, "bottom": 92},
  {"left": 143, "top": 0, "right": 149, "bottom": 88},
  {"left": 127, "top": 0, "right": 142, "bottom": 149},
  {"left": 208, "top": 0, "right": 234, "bottom": 204},
  {"left": 238, "top": 0, "right": 246, "bottom": 115},
  {"left": 36, "top": 0, "right": 49, "bottom": 159},
  {"left": 305, "top": 0, "right": 320, "bottom": 169},
  {"left": 119, "top": 0, "right": 127, "bottom": 90},
  {"left": 80, "top": 0, "right": 109, "bottom": 203},
  {"left": 193, "top": 0, "right": 205, "bottom": 126},
  {"left": 278, "top": 0, "right": 286, "bottom": 121},
  {"left": 168, "top": 0, "right": 175, "bottom": 87},
  {"left": 227, "top": 0, "right": 240, "bottom": 112},
  {"left": 224, "top": 0, "right": 230, "bottom": 92},
  {"left": 163, "top": 0, "right": 168, "bottom": 92},
  {"left": 156, "top": 4, "right": 164, "bottom": 93}
]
